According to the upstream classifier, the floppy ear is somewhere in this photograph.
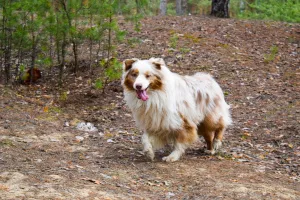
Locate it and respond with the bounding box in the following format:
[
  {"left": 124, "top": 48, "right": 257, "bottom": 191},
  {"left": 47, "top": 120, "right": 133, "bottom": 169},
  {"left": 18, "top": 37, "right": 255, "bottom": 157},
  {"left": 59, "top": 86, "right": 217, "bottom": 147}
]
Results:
[
  {"left": 123, "top": 58, "right": 139, "bottom": 72},
  {"left": 149, "top": 57, "right": 165, "bottom": 70}
]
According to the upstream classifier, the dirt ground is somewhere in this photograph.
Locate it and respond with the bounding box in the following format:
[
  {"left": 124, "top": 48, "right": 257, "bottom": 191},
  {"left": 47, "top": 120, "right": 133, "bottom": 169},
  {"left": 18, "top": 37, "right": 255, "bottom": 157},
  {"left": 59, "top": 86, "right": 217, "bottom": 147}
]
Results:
[{"left": 0, "top": 16, "right": 299, "bottom": 199}]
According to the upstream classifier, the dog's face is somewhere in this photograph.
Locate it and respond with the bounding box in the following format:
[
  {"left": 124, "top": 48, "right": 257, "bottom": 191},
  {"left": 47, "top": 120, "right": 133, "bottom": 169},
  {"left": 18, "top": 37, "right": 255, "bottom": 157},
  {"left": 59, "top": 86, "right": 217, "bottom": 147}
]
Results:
[{"left": 122, "top": 58, "right": 165, "bottom": 101}]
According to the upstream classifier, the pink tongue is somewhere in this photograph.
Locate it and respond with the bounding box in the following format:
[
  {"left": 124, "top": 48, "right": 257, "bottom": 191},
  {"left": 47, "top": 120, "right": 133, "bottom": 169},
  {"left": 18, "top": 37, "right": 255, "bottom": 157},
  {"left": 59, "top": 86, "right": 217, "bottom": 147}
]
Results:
[{"left": 137, "top": 90, "right": 149, "bottom": 101}]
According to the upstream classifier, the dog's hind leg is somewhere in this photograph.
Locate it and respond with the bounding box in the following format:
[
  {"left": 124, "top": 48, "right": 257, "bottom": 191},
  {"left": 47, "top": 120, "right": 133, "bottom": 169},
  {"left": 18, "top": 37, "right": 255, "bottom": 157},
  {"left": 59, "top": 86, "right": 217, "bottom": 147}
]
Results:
[
  {"left": 197, "top": 121, "right": 216, "bottom": 155},
  {"left": 213, "top": 127, "right": 224, "bottom": 151},
  {"left": 202, "top": 131, "right": 216, "bottom": 155},
  {"left": 213, "top": 117, "right": 226, "bottom": 152},
  {"left": 142, "top": 132, "right": 155, "bottom": 161}
]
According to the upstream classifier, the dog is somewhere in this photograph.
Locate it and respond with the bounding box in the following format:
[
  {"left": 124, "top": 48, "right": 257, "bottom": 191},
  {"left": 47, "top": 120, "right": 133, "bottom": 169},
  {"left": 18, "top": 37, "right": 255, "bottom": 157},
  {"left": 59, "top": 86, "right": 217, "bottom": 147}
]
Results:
[{"left": 122, "top": 58, "right": 232, "bottom": 162}]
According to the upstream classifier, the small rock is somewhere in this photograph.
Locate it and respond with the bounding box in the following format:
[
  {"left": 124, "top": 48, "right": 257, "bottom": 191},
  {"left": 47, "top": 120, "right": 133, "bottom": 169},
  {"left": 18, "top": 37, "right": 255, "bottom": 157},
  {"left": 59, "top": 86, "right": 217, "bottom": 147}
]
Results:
[
  {"left": 50, "top": 138, "right": 60, "bottom": 142},
  {"left": 75, "top": 136, "right": 84, "bottom": 141},
  {"left": 64, "top": 121, "right": 70, "bottom": 127},
  {"left": 166, "top": 192, "right": 175, "bottom": 199},
  {"left": 100, "top": 173, "right": 112, "bottom": 179},
  {"left": 107, "top": 139, "right": 114, "bottom": 143},
  {"left": 76, "top": 122, "right": 98, "bottom": 132},
  {"left": 98, "top": 132, "right": 104, "bottom": 137}
]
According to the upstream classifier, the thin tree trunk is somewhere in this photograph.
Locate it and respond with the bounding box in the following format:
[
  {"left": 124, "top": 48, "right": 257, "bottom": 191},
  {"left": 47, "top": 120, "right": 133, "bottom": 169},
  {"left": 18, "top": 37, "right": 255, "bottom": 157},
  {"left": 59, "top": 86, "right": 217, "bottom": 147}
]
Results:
[
  {"left": 30, "top": 13, "right": 37, "bottom": 84},
  {"left": 181, "top": 0, "right": 187, "bottom": 15},
  {"left": 136, "top": 0, "right": 141, "bottom": 14},
  {"left": 3, "top": 1, "right": 12, "bottom": 84},
  {"left": 49, "top": 34, "right": 54, "bottom": 75},
  {"left": 160, "top": 0, "right": 167, "bottom": 15},
  {"left": 107, "top": 12, "right": 112, "bottom": 63},
  {"left": 59, "top": 33, "right": 66, "bottom": 87},
  {"left": 4, "top": 34, "right": 12, "bottom": 84},
  {"left": 0, "top": 4, "right": 5, "bottom": 83},
  {"left": 96, "top": 39, "right": 102, "bottom": 62},
  {"left": 89, "top": 13, "right": 93, "bottom": 75},
  {"left": 176, "top": 0, "right": 182, "bottom": 15},
  {"left": 55, "top": 14, "right": 61, "bottom": 65},
  {"left": 72, "top": 41, "right": 78, "bottom": 75},
  {"left": 15, "top": 37, "right": 24, "bottom": 82},
  {"left": 211, "top": 0, "right": 230, "bottom": 18},
  {"left": 61, "top": 0, "right": 78, "bottom": 76}
]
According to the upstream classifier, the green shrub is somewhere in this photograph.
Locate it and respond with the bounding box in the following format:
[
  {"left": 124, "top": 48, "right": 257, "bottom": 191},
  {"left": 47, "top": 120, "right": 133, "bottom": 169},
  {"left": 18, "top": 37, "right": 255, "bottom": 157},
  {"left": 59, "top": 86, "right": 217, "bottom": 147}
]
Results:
[{"left": 239, "top": 0, "right": 300, "bottom": 23}]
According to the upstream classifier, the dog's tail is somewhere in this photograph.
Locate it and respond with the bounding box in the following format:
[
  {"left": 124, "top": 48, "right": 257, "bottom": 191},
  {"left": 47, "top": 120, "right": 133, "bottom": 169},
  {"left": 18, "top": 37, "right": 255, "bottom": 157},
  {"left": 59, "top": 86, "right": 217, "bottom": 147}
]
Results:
[{"left": 223, "top": 102, "right": 232, "bottom": 127}]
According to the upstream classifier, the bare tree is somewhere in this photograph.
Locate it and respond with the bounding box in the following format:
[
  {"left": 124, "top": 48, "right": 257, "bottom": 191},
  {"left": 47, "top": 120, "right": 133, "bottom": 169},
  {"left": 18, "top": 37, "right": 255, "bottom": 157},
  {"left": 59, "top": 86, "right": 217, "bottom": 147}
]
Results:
[
  {"left": 176, "top": 0, "right": 182, "bottom": 15},
  {"left": 176, "top": 0, "right": 187, "bottom": 15},
  {"left": 160, "top": 0, "right": 167, "bottom": 15},
  {"left": 211, "top": 0, "right": 230, "bottom": 18},
  {"left": 181, "top": 0, "right": 187, "bottom": 15}
]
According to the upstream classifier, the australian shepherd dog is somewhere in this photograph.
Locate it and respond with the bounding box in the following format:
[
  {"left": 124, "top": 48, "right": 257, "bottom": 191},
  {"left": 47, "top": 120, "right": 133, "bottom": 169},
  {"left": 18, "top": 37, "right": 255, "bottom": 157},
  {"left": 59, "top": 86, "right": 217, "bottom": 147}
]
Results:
[{"left": 122, "top": 58, "right": 232, "bottom": 162}]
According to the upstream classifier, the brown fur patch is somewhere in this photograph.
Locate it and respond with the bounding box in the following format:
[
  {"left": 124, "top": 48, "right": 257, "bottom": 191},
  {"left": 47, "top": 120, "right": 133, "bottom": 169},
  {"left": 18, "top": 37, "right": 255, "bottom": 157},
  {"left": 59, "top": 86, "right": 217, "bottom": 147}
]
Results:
[
  {"left": 154, "top": 63, "right": 161, "bottom": 70},
  {"left": 124, "top": 59, "right": 136, "bottom": 71},
  {"left": 196, "top": 91, "right": 202, "bottom": 104},
  {"left": 150, "top": 75, "right": 163, "bottom": 90},
  {"left": 205, "top": 94, "right": 210, "bottom": 105},
  {"left": 123, "top": 69, "right": 139, "bottom": 91},
  {"left": 214, "top": 117, "right": 225, "bottom": 141},
  {"left": 175, "top": 114, "right": 197, "bottom": 144},
  {"left": 183, "top": 100, "right": 189, "bottom": 108},
  {"left": 197, "top": 115, "right": 225, "bottom": 150},
  {"left": 213, "top": 95, "right": 221, "bottom": 107}
]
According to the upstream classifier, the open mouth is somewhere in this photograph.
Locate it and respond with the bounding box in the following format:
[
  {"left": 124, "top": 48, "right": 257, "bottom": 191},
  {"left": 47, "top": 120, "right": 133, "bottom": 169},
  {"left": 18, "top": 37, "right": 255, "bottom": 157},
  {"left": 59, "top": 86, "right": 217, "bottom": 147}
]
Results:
[{"left": 136, "top": 87, "right": 149, "bottom": 101}]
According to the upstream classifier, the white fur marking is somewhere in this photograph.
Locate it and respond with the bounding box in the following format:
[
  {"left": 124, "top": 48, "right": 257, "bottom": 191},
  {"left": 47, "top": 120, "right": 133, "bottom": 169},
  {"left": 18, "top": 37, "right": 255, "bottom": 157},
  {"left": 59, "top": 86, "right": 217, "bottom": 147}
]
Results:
[
  {"left": 213, "top": 139, "right": 222, "bottom": 150},
  {"left": 142, "top": 133, "right": 154, "bottom": 161},
  {"left": 162, "top": 143, "right": 187, "bottom": 162}
]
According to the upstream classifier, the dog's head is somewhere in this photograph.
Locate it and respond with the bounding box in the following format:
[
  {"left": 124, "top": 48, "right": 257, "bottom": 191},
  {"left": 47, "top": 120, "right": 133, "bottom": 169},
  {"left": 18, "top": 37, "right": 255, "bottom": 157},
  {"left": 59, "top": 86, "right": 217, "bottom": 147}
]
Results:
[{"left": 122, "top": 58, "right": 165, "bottom": 101}]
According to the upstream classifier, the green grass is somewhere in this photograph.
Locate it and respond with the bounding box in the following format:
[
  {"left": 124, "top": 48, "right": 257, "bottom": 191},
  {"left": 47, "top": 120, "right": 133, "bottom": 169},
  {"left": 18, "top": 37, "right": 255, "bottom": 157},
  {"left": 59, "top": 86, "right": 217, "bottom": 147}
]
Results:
[
  {"left": 0, "top": 139, "right": 14, "bottom": 147},
  {"left": 264, "top": 45, "right": 279, "bottom": 63},
  {"left": 169, "top": 34, "right": 179, "bottom": 49},
  {"left": 238, "top": 0, "right": 300, "bottom": 23}
]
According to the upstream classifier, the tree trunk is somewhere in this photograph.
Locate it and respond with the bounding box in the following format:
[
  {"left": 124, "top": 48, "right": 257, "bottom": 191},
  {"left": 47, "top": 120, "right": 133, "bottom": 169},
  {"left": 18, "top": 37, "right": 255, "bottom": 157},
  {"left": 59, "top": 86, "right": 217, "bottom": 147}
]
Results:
[
  {"left": 59, "top": 32, "right": 67, "bottom": 87},
  {"left": 181, "top": 0, "right": 187, "bottom": 15},
  {"left": 136, "top": 0, "right": 141, "bottom": 14},
  {"left": 30, "top": 13, "right": 37, "bottom": 84},
  {"left": 176, "top": 0, "right": 182, "bottom": 15},
  {"left": 160, "top": 0, "right": 167, "bottom": 15},
  {"left": 211, "top": 0, "right": 230, "bottom": 18},
  {"left": 3, "top": 2, "right": 12, "bottom": 84}
]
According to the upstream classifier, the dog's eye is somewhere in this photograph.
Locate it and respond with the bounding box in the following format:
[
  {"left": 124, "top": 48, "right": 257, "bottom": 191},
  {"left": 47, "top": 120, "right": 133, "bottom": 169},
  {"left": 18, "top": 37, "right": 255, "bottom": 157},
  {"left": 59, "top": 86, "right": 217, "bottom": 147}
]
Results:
[
  {"left": 145, "top": 74, "right": 151, "bottom": 78},
  {"left": 131, "top": 73, "right": 137, "bottom": 78}
]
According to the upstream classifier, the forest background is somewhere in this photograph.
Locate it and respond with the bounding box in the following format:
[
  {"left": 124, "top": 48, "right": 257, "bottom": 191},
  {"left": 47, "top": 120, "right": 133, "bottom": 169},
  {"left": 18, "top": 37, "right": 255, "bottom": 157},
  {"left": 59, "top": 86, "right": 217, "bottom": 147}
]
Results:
[{"left": 1, "top": 0, "right": 299, "bottom": 87}]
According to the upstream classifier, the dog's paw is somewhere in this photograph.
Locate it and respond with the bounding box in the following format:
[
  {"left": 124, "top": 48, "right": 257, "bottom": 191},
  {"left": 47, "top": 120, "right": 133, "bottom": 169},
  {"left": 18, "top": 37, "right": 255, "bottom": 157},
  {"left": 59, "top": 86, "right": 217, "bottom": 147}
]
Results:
[
  {"left": 213, "top": 139, "right": 222, "bottom": 150},
  {"left": 162, "top": 154, "right": 180, "bottom": 162},
  {"left": 204, "top": 149, "right": 216, "bottom": 155},
  {"left": 143, "top": 149, "right": 155, "bottom": 161}
]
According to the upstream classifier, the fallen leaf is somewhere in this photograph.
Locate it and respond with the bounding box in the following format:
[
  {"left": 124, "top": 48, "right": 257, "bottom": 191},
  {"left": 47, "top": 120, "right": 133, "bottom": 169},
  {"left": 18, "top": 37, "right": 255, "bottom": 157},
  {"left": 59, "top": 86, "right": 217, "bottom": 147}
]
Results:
[
  {"left": 81, "top": 178, "right": 101, "bottom": 184},
  {"left": 43, "top": 106, "right": 49, "bottom": 112},
  {"left": 0, "top": 184, "right": 9, "bottom": 191}
]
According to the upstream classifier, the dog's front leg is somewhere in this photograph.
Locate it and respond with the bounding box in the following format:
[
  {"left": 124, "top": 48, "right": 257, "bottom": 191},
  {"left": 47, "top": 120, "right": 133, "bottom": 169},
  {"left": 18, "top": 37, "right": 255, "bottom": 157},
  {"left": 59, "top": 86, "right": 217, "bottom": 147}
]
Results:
[
  {"left": 163, "top": 122, "right": 198, "bottom": 162},
  {"left": 162, "top": 142, "right": 187, "bottom": 162},
  {"left": 142, "top": 132, "right": 155, "bottom": 161}
]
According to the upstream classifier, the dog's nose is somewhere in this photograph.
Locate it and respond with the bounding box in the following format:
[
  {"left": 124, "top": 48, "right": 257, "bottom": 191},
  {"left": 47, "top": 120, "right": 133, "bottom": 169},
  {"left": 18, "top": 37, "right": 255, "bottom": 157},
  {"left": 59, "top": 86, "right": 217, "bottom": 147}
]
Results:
[{"left": 135, "top": 84, "right": 142, "bottom": 90}]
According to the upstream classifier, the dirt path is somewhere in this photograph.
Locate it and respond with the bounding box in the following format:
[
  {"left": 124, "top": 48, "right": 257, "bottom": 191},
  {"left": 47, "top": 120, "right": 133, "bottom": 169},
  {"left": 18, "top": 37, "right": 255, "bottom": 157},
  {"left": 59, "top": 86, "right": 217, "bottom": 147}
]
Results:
[{"left": 1, "top": 16, "right": 299, "bottom": 199}]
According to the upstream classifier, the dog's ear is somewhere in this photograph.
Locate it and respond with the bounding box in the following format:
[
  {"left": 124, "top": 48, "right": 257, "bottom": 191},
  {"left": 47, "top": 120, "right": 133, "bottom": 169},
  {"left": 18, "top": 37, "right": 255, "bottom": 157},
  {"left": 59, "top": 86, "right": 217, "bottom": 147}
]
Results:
[
  {"left": 123, "top": 58, "right": 139, "bottom": 71},
  {"left": 149, "top": 58, "right": 165, "bottom": 70}
]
